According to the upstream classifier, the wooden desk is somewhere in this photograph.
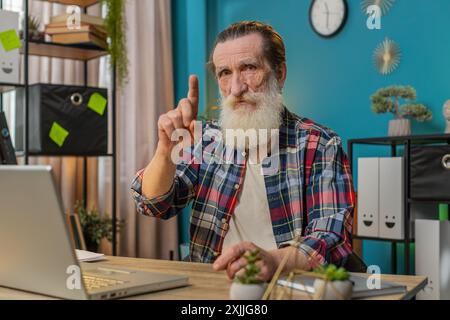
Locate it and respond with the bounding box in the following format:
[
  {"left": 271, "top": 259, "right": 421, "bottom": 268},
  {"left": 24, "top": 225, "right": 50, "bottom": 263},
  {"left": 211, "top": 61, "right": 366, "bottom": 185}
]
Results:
[{"left": 0, "top": 256, "right": 427, "bottom": 300}]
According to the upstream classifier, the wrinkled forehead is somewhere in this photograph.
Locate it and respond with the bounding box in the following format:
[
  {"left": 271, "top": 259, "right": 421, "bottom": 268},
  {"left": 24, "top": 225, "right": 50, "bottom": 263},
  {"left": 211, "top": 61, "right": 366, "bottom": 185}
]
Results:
[{"left": 212, "top": 33, "right": 267, "bottom": 68}]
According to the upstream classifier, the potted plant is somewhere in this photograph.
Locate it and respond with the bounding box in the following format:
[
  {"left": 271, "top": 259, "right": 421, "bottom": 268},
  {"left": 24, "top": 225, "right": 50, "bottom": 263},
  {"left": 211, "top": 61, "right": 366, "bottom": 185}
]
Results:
[
  {"left": 74, "top": 201, "right": 124, "bottom": 253},
  {"left": 102, "top": 0, "right": 129, "bottom": 90},
  {"left": 370, "top": 85, "right": 432, "bottom": 136},
  {"left": 229, "top": 250, "right": 267, "bottom": 300},
  {"left": 19, "top": 15, "right": 45, "bottom": 41},
  {"left": 312, "top": 264, "right": 353, "bottom": 300}
]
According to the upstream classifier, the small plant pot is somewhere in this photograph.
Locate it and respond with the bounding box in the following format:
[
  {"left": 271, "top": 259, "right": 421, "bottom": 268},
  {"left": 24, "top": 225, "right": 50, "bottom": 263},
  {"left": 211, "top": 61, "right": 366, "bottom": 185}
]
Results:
[
  {"left": 313, "top": 279, "right": 353, "bottom": 300},
  {"left": 229, "top": 282, "right": 267, "bottom": 300},
  {"left": 388, "top": 119, "right": 411, "bottom": 136}
]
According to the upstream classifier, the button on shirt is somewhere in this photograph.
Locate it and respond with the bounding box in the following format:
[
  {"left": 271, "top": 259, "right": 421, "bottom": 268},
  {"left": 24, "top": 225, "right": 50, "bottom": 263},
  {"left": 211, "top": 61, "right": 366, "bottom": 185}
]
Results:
[
  {"left": 131, "top": 108, "right": 355, "bottom": 266},
  {"left": 222, "top": 163, "right": 278, "bottom": 252}
]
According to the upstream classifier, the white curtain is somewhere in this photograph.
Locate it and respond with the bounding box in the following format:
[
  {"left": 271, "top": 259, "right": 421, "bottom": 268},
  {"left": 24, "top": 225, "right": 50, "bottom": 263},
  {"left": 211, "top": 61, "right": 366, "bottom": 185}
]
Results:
[{"left": 117, "top": 0, "right": 178, "bottom": 259}]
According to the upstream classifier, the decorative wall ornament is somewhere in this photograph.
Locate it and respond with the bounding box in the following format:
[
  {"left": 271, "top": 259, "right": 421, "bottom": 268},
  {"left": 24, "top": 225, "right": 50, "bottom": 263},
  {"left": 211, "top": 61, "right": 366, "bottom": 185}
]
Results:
[
  {"left": 373, "top": 37, "right": 401, "bottom": 75},
  {"left": 361, "top": 0, "right": 395, "bottom": 16}
]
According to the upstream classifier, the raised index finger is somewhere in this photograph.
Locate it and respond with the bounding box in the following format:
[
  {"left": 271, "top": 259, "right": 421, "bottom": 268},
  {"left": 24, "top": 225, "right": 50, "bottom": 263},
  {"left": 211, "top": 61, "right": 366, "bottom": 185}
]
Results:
[{"left": 187, "top": 75, "right": 199, "bottom": 115}]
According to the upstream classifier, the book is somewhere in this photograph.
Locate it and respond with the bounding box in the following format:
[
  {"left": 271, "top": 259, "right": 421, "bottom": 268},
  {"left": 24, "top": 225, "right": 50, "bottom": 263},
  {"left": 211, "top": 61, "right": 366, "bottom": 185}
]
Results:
[
  {"left": 75, "top": 249, "right": 106, "bottom": 262},
  {"left": 45, "top": 21, "right": 106, "bottom": 32},
  {"left": 52, "top": 32, "right": 108, "bottom": 49},
  {"left": 45, "top": 24, "right": 107, "bottom": 39},
  {"left": 277, "top": 273, "right": 407, "bottom": 299},
  {"left": 50, "top": 13, "right": 105, "bottom": 27}
]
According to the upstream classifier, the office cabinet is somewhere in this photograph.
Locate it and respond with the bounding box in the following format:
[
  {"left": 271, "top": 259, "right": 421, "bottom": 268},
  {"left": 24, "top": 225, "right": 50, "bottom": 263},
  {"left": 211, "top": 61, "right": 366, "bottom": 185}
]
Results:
[
  {"left": 416, "top": 220, "right": 450, "bottom": 300},
  {"left": 349, "top": 135, "right": 450, "bottom": 275}
]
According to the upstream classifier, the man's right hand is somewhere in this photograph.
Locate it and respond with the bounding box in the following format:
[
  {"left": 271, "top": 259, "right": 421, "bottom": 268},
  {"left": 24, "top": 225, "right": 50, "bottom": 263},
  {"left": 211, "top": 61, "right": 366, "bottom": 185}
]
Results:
[{"left": 157, "top": 75, "right": 199, "bottom": 156}]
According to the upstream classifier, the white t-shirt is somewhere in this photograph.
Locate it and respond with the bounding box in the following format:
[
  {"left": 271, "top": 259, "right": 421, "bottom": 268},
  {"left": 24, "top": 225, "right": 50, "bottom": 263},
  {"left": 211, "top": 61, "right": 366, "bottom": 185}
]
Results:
[{"left": 222, "top": 163, "right": 278, "bottom": 251}]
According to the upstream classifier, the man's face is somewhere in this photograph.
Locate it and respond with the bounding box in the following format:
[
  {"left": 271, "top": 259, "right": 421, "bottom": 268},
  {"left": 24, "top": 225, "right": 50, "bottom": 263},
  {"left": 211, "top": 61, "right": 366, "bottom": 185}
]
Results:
[{"left": 212, "top": 33, "right": 272, "bottom": 110}]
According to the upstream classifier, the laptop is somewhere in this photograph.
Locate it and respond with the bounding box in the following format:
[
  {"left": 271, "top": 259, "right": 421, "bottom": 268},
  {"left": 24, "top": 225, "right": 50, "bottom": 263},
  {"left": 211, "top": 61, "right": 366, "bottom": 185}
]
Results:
[{"left": 0, "top": 165, "right": 189, "bottom": 300}]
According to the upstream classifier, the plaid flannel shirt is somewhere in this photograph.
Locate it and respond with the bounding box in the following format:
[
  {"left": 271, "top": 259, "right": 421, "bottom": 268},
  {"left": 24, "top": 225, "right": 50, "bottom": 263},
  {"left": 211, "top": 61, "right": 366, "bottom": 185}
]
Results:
[{"left": 131, "top": 107, "right": 355, "bottom": 267}]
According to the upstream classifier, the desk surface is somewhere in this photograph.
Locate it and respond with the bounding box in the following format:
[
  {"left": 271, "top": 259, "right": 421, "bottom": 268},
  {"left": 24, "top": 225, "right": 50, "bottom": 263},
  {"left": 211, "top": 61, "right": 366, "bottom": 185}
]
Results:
[{"left": 0, "top": 256, "right": 427, "bottom": 300}]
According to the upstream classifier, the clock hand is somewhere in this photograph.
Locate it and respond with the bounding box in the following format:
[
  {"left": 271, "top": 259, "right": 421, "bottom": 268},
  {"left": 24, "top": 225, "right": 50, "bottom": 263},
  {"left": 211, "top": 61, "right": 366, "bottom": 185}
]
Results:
[{"left": 324, "top": 2, "right": 330, "bottom": 29}]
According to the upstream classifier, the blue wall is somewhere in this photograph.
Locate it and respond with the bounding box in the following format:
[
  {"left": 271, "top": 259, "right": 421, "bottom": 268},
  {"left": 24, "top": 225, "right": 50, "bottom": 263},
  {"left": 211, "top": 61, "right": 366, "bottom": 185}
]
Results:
[{"left": 172, "top": 0, "right": 449, "bottom": 273}]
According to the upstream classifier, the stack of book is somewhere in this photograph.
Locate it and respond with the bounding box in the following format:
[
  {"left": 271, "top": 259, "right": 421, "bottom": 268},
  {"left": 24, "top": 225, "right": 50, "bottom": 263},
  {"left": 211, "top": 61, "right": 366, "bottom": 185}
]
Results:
[{"left": 45, "top": 13, "right": 107, "bottom": 49}]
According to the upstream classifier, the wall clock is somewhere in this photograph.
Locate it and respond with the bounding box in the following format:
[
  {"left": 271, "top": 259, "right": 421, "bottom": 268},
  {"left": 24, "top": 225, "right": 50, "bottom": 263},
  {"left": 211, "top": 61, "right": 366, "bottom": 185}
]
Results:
[{"left": 309, "top": 0, "right": 348, "bottom": 38}]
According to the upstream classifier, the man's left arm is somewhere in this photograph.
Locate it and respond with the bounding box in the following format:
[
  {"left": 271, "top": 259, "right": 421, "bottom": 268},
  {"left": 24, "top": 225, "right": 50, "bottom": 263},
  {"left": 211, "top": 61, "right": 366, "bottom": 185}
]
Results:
[{"left": 298, "top": 135, "right": 356, "bottom": 268}]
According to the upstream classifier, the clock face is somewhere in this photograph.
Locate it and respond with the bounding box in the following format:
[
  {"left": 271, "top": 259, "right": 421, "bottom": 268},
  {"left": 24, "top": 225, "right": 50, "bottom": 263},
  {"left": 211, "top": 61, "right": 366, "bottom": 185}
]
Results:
[{"left": 309, "top": 0, "right": 348, "bottom": 38}]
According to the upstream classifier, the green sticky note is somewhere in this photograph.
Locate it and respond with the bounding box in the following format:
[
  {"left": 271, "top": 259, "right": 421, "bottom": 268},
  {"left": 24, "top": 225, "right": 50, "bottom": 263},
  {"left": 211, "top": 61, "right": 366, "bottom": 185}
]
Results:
[
  {"left": 88, "top": 92, "right": 107, "bottom": 116},
  {"left": 49, "top": 122, "right": 69, "bottom": 148},
  {"left": 439, "top": 204, "right": 449, "bottom": 221},
  {"left": 0, "top": 29, "right": 22, "bottom": 52}
]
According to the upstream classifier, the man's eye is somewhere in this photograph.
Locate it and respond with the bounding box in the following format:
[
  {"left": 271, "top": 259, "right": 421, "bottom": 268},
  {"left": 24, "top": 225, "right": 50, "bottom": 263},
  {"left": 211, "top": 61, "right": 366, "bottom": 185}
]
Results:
[
  {"left": 218, "top": 70, "right": 231, "bottom": 78},
  {"left": 243, "top": 64, "right": 257, "bottom": 71}
]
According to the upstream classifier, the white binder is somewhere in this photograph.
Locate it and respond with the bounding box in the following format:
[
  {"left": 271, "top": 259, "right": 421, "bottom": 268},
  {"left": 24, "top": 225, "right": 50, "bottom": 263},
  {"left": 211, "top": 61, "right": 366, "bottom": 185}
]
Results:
[
  {"left": 416, "top": 220, "right": 450, "bottom": 300},
  {"left": 379, "top": 157, "right": 404, "bottom": 239},
  {"left": 357, "top": 158, "right": 379, "bottom": 237},
  {"left": 0, "top": 10, "right": 20, "bottom": 84}
]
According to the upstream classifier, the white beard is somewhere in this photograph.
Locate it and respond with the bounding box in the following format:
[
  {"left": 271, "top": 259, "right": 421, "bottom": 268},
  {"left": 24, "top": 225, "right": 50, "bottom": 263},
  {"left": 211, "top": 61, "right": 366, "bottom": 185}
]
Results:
[{"left": 218, "top": 74, "right": 284, "bottom": 151}]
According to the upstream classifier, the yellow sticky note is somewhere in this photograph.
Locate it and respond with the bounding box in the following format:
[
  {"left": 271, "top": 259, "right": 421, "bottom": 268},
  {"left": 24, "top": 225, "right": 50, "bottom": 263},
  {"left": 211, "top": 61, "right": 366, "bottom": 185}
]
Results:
[
  {"left": 0, "top": 29, "right": 22, "bottom": 52},
  {"left": 87, "top": 92, "right": 107, "bottom": 116},
  {"left": 49, "top": 122, "right": 69, "bottom": 147}
]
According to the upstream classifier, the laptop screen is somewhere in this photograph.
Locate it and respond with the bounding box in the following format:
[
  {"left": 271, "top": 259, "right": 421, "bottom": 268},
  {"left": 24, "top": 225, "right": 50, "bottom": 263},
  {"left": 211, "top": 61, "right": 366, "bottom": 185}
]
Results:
[{"left": 0, "top": 111, "right": 17, "bottom": 165}]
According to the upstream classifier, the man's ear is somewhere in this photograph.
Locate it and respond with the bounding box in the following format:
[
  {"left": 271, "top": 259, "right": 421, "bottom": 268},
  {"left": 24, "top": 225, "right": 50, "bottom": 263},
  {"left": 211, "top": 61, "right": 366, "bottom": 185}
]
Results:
[{"left": 277, "top": 63, "right": 287, "bottom": 91}]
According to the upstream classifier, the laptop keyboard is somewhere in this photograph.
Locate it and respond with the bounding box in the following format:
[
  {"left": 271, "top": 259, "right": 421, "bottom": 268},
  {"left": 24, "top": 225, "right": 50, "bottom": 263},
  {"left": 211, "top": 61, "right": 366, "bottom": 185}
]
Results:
[{"left": 83, "top": 275, "right": 126, "bottom": 290}]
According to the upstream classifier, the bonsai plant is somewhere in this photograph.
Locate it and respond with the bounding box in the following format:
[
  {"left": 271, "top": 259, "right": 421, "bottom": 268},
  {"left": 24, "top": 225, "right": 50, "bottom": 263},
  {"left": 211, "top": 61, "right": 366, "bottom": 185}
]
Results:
[
  {"left": 102, "top": 0, "right": 129, "bottom": 90},
  {"left": 229, "top": 249, "right": 267, "bottom": 300},
  {"left": 312, "top": 264, "right": 353, "bottom": 300},
  {"left": 20, "top": 15, "right": 44, "bottom": 41},
  {"left": 74, "top": 201, "right": 124, "bottom": 252},
  {"left": 370, "top": 85, "right": 432, "bottom": 136}
]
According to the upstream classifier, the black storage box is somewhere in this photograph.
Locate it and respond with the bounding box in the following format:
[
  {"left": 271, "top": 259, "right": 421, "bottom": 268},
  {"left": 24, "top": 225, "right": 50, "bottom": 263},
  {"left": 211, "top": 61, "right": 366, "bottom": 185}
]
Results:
[
  {"left": 410, "top": 145, "right": 450, "bottom": 201},
  {"left": 16, "top": 84, "right": 108, "bottom": 155}
]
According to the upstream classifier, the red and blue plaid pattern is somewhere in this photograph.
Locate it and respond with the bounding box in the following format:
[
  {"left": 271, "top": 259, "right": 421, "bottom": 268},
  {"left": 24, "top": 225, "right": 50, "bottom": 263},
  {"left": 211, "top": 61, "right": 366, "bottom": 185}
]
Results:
[{"left": 131, "top": 108, "right": 355, "bottom": 267}]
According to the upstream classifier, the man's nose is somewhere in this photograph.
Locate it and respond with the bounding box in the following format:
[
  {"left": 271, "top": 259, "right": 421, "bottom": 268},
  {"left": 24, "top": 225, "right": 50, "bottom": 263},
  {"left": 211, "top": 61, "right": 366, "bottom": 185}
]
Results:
[{"left": 230, "top": 73, "right": 248, "bottom": 97}]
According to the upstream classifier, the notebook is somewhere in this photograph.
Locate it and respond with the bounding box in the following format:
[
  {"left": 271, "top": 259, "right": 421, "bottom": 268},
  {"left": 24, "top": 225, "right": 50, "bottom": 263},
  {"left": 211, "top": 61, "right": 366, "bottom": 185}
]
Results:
[
  {"left": 277, "top": 273, "right": 407, "bottom": 299},
  {"left": 75, "top": 249, "right": 106, "bottom": 262}
]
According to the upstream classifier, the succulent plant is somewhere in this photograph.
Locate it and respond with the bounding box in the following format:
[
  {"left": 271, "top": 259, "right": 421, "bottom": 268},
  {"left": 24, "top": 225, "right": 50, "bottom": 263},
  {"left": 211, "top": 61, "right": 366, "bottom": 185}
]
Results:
[
  {"left": 313, "top": 264, "right": 350, "bottom": 281},
  {"left": 235, "top": 250, "right": 264, "bottom": 285}
]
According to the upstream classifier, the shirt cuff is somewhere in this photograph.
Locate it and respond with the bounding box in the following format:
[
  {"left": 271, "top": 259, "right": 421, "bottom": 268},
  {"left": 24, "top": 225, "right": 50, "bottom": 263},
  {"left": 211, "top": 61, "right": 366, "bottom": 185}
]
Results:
[
  {"left": 278, "top": 239, "right": 326, "bottom": 270},
  {"left": 297, "top": 242, "right": 326, "bottom": 270},
  {"left": 131, "top": 169, "right": 175, "bottom": 213}
]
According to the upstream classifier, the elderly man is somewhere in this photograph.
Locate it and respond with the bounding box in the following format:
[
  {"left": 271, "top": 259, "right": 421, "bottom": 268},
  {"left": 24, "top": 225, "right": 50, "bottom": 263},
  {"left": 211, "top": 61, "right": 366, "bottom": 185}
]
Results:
[{"left": 131, "top": 21, "right": 355, "bottom": 281}]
